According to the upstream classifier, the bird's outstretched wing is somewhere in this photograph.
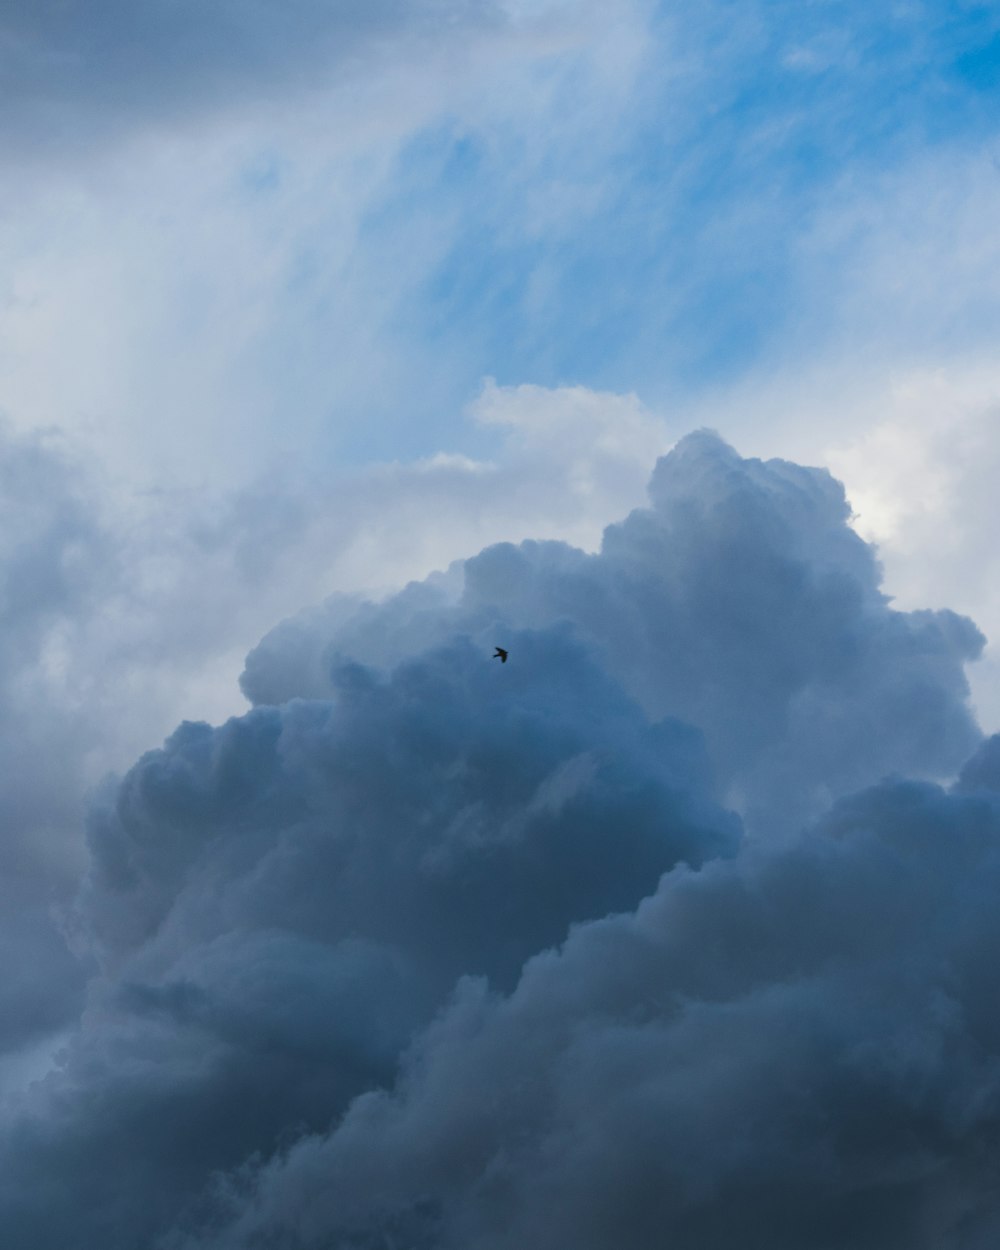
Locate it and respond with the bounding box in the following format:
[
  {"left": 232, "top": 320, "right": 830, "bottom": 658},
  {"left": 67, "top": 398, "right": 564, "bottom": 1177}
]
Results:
[{"left": 494, "top": 646, "right": 508, "bottom": 663}]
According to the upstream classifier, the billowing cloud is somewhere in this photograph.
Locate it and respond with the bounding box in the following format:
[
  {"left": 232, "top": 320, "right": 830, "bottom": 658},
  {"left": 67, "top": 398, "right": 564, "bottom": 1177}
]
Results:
[
  {"left": 0, "top": 433, "right": 992, "bottom": 1249},
  {"left": 173, "top": 756, "right": 1000, "bottom": 1250},
  {"left": 823, "top": 363, "right": 1000, "bottom": 731},
  {"left": 0, "top": 378, "right": 673, "bottom": 1083},
  {"left": 5, "top": 0, "right": 1000, "bottom": 1238},
  {"left": 244, "top": 430, "right": 983, "bottom": 835},
  {"left": 0, "top": 375, "right": 684, "bottom": 1107},
  {"left": 6, "top": 619, "right": 735, "bottom": 1249}
]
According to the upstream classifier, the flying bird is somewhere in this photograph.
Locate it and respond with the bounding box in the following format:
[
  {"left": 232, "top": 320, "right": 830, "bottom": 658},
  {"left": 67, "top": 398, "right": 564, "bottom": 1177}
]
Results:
[{"left": 494, "top": 646, "right": 508, "bottom": 663}]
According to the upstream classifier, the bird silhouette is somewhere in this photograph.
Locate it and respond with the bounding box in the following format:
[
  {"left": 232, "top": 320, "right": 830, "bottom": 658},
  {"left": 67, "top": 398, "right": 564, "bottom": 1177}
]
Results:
[{"left": 493, "top": 646, "right": 508, "bottom": 663}]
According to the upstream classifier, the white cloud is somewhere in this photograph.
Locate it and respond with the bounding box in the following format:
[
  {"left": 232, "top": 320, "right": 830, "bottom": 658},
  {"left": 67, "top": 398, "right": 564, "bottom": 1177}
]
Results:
[
  {"left": 0, "top": 0, "right": 654, "bottom": 497},
  {"left": 643, "top": 135, "right": 1000, "bottom": 731},
  {"left": 825, "top": 363, "right": 1000, "bottom": 733}
]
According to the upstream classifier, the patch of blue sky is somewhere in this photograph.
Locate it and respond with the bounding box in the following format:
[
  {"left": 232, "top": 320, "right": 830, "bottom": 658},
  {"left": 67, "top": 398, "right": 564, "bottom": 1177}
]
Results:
[
  {"left": 954, "top": 28, "right": 1000, "bottom": 92},
  {"left": 402, "top": 7, "right": 998, "bottom": 388},
  {"left": 238, "top": 152, "right": 283, "bottom": 194},
  {"left": 321, "top": 0, "right": 1000, "bottom": 468},
  {"left": 361, "top": 127, "right": 816, "bottom": 399}
]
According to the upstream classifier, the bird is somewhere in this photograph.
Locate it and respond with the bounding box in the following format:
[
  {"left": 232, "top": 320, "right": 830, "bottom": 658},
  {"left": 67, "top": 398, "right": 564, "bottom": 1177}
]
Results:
[{"left": 493, "top": 646, "right": 508, "bottom": 663}]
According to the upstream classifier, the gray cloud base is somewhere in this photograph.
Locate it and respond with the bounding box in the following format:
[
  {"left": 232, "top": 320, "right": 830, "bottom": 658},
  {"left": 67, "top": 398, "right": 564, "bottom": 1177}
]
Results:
[
  {"left": 177, "top": 769, "right": 1000, "bottom": 1250},
  {"left": 6, "top": 628, "right": 734, "bottom": 1246},
  {"left": 0, "top": 431, "right": 994, "bottom": 1248},
  {"left": 0, "top": 0, "right": 502, "bottom": 158}
]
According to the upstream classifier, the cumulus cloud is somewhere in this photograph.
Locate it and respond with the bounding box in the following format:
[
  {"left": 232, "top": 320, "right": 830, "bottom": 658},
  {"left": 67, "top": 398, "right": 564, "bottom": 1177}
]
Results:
[
  {"left": 5, "top": 628, "right": 734, "bottom": 1248},
  {"left": 823, "top": 363, "right": 1000, "bottom": 732},
  {"left": 175, "top": 760, "right": 1000, "bottom": 1250},
  {"left": 0, "top": 378, "right": 670, "bottom": 1080},
  {"left": 0, "top": 432, "right": 991, "bottom": 1250},
  {"left": 5, "top": 0, "right": 1000, "bottom": 1235},
  {"left": 244, "top": 430, "right": 983, "bottom": 835}
]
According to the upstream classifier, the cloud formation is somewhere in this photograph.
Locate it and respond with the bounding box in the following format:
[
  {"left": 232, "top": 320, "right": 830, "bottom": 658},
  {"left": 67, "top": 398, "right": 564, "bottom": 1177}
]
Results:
[
  {"left": 245, "top": 430, "right": 983, "bottom": 835},
  {"left": 6, "top": 0, "right": 1000, "bottom": 1237},
  {"left": 0, "top": 378, "right": 673, "bottom": 1082},
  {"left": 0, "top": 433, "right": 992, "bottom": 1249},
  {"left": 7, "top": 629, "right": 734, "bottom": 1249},
  {"left": 175, "top": 760, "right": 1000, "bottom": 1250}
]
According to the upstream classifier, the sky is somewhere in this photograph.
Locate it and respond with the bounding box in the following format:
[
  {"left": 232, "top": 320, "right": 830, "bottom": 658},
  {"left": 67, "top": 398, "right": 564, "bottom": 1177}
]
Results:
[{"left": 4, "top": 1, "right": 1000, "bottom": 1245}]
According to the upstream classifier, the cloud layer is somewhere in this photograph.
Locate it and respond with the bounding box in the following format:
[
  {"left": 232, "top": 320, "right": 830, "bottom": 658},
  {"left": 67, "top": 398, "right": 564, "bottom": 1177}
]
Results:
[
  {"left": 0, "top": 0, "right": 510, "bottom": 158},
  {"left": 0, "top": 432, "right": 993, "bottom": 1248}
]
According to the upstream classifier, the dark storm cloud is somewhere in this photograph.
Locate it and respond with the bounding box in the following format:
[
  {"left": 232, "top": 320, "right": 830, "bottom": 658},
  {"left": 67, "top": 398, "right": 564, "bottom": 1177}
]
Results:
[
  {"left": 0, "top": 628, "right": 735, "bottom": 1248},
  {"left": 0, "top": 0, "right": 500, "bottom": 158},
  {"left": 244, "top": 431, "right": 984, "bottom": 835},
  {"left": 0, "top": 432, "right": 993, "bottom": 1249},
  {"left": 171, "top": 761, "right": 1000, "bottom": 1250},
  {"left": 81, "top": 630, "right": 734, "bottom": 978}
]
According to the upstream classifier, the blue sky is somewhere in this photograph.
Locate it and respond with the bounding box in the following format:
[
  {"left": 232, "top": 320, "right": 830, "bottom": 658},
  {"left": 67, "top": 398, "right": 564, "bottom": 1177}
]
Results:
[
  {"left": 0, "top": 6, "right": 997, "bottom": 450},
  {"left": 322, "top": 0, "right": 1000, "bottom": 455},
  {"left": 5, "top": 2, "right": 1000, "bottom": 1245},
  {"left": 8, "top": 1, "right": 1000, "bottom": 474}
]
